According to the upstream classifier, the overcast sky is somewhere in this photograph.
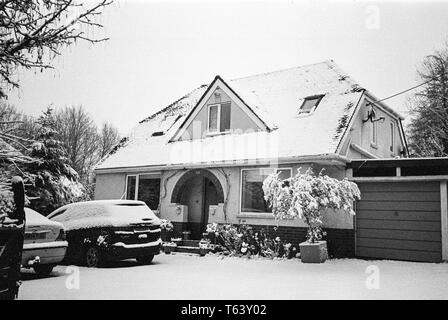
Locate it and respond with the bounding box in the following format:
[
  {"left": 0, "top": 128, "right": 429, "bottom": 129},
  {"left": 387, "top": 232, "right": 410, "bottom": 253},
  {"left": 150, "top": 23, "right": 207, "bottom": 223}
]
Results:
[{"left": 7, "top": 0, "right": 448, "bottom": 134}]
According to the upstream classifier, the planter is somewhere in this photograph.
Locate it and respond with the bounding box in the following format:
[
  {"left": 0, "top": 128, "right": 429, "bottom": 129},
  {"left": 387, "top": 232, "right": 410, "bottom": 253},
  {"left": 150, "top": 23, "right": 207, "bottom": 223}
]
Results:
[
  {"left": 161, "top": 230, "right": 174, "bottom": 242},
  {"left": 182, "top": 231, "right": 191, "bottom": 241},
  {"left": 164, "top": 244, "right": 177, "bottom": 254},
  {"left": 199, "top": 247, "right": 209, "bottom": 257},
  {"left": 299, "top": 241, "right": 328, "bottom": 263}
]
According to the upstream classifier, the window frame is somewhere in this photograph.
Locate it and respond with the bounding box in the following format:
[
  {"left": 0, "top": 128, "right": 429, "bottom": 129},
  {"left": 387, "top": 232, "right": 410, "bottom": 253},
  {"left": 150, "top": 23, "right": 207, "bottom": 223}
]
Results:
[
  {"left": 390, "top": 121, "right": 395, "bottom": 153},
  {"left": 239, "top": 167, "right": 293, "bottom": 215},
  {"left": 298, "top": 95, "right": 324, "bottom": 115},
  {"left": 124, "top": 174, "right": 161, "bottom": 213},
  {"left": 125, "top": 174, "right": 138, "bottom": 200},
  {"left": 207, "top": 103, "right": 220, "bottom": 134},
  {"left": 206, "top": 102, "right": 231, "bottom": 135}
]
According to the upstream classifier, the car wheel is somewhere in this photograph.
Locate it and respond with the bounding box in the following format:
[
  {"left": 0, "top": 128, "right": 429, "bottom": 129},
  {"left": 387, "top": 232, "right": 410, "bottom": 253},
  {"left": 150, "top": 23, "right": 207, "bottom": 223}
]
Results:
[
  {"left": 136, "top": 255, "right": 154, "bottom": 265},
  {"left": 33, "top": 264, "right": 55, "bottom": 276},
  {"left": 85, "top": 246, "right": 102, "bottom": 268}
]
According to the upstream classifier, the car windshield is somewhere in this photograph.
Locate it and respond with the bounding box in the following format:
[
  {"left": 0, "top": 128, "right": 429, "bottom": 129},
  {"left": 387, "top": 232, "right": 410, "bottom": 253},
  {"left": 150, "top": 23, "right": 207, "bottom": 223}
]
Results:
[{"left": 108, "top": 204, "right": 157, "bottom": 220}]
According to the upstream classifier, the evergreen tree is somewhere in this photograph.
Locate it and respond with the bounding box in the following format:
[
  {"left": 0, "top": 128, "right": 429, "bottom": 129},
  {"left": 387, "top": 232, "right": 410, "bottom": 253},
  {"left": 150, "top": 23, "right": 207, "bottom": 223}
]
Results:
[
  {"left": 26, "top": 107, "right": 84, "bottom": 215},
  {"left": 407, "top": 44, "right": 448, "bottom": 156}
]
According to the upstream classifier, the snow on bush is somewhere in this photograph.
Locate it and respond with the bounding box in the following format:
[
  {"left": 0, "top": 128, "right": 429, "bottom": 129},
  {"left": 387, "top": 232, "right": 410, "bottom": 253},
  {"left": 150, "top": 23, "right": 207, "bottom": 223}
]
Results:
[
  {"left": 263, "top": 168, "right": 361, "bottom": 243},
  {"left": 205, "top": 223, "right": 297, "bottom": 259},
  {"left": 160, "top": 219, "right": 174, "bottom": 232},
  {"left": 0, "top": 190, "right": 15, "bottom": 217}
]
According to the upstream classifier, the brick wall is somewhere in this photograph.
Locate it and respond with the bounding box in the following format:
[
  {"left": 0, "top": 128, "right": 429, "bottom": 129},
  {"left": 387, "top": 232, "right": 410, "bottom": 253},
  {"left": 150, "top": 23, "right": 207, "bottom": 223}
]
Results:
[{"left": 248, "top": 225, "right": 355, "bottom": 258}]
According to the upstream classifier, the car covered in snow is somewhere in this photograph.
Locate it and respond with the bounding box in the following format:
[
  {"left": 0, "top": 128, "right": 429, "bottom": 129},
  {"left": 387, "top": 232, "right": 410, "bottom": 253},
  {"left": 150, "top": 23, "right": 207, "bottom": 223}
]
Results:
[
  {"left": 47, "top": 200, "right": 162, "bottom": 267},
  {"left": 22, "top": 208, "right": 68, "bottom": 276}
]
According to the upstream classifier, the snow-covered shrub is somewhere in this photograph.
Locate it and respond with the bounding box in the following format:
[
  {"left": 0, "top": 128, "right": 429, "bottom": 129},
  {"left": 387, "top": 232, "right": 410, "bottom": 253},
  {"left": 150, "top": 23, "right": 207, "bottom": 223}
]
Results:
[
  {"left": 263, "top": 168, "right": 361, "bottom": 243},
  {"left": 0, "top": 190, "right": 15, "bottom": 217},
  {"left": 160, "top": 219, "right": 174, "bottom": 241},
  {"left": 160, "top": 219, "right": 174, "bottom": 232},
  {"left": 205, "top": 223, "right": 297, "bottom": 259}
]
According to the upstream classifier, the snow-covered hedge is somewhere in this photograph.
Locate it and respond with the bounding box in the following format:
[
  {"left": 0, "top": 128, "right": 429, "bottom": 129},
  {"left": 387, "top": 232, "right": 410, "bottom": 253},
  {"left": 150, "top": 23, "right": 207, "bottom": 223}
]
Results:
[{"left": 263, "top": 168, "right": 361, "bottom": 243}]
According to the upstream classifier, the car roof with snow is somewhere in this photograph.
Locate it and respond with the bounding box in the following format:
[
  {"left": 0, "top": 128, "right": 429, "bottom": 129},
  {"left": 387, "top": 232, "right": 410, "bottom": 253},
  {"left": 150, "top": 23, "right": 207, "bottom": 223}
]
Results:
[{"left": 47, "top": 200, "right": 158, "bottom": 231}]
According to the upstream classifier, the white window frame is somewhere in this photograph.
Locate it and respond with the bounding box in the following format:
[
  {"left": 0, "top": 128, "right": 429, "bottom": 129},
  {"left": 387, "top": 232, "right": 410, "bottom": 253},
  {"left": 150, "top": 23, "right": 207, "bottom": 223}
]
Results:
[
  {"left": 125, "top": 174, "right": 138, "bottom": 200},
  {"left": 207, "top": 103, "right": 221, "bottom": 134},
  {"left": 390, "top": 122, "right": 395, "bottom": 153},
  {"left": 207, "top": 103, "right": 231, "bottom": 135},
  {"left": 124, "top": 174, "right": 162, "bottom": 213},
  {"left": 239, "top": 167, "right": 293, "bottom": 215},
  {"left": 298, "top": 95, "right": 324, "bottom": 115}
]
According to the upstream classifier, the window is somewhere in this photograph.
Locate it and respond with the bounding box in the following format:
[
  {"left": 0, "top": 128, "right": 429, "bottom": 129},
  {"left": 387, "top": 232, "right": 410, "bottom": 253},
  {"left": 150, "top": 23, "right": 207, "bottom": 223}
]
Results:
[
  {"left": 299, "top": 95, "right": 324, "bottom": 114},
  {"left": 125, "top": 174, "right": 161, "bottom": 210},
  {"left": 137, "top": 175, "right": 161, "bottom": 210},
  {"left": 208, "top": 102, "right": 231, "bottom": 133},
  {"left": 390, "top": 122, "right": 395, "bottom": 153},
  {"left": 371, "top": 120, "right": 378, "bottom": 145},
  {"left": 241, "top": 168, "right": 292, "bottom": 213}
]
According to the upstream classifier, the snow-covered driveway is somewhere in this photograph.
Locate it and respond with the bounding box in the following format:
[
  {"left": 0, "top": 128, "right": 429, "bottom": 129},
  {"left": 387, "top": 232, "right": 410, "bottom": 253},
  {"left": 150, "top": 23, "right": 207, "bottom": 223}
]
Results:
[{"left": 19, "top": 254, "right": 448, "bottom": 300}]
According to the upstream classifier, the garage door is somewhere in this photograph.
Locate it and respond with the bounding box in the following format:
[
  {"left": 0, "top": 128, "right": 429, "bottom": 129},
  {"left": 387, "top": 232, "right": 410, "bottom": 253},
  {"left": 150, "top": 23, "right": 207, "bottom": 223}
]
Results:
[{"left": 356, "top": 181, "right": 442, "bottom": 262}]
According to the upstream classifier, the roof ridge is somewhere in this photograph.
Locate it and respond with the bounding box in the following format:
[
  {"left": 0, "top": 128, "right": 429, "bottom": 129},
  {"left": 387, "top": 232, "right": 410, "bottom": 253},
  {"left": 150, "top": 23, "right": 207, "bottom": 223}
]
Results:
[{"left": 229, "top": 59, "right": 335, "bottom": 82}]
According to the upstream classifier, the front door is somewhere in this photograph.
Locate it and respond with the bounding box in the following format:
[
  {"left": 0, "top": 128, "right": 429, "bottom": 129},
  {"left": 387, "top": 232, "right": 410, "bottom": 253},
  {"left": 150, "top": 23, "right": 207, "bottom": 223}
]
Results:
[
  {"left": 202, "top": 177, "right": 218, "bottom": 236},
  {"left": 180, "top": 175, "right": 219, "bottom": 239}
]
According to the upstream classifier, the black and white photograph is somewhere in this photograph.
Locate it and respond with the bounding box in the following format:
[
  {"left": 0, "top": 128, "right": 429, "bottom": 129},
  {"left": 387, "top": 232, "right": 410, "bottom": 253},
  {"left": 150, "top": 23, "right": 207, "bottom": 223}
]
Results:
[{"left": 1, "top": 0, "right": 448, "bottom": 305}]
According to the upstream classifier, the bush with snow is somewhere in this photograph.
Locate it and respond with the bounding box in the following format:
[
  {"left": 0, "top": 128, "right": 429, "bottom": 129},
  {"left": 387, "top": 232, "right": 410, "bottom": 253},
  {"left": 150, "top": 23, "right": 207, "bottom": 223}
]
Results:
[
  {"left": 263, "top": 168, "right": 360, "bottom": 243},
  {"left": 205, "top": 223, "right": 297, "bottom": 259}
]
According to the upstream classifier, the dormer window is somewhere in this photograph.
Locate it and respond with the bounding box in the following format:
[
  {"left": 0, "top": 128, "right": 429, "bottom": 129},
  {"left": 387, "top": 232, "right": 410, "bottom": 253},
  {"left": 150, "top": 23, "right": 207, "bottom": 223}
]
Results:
[
  {"left": 299, "top": 95, "right": 324, "bottom": 114},
  {"left": 207, "top": 102, "right": 231, "bottom": 134}
]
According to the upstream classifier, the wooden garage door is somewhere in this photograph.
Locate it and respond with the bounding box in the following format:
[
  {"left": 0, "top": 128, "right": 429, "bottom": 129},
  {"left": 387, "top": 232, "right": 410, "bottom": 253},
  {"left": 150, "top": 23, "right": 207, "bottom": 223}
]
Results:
[{"left": 356, "top": 181, "right": 442, "bottom": 262}]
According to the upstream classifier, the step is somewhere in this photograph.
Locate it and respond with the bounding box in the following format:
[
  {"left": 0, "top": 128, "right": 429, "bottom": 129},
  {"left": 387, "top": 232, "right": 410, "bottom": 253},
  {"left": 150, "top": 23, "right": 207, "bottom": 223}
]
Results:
[
  {"left": 175, "top": 246, "right": 201, "bottom": 254},
  {"left": 181, "top": 240, "right": 201, "bottom": 247}
]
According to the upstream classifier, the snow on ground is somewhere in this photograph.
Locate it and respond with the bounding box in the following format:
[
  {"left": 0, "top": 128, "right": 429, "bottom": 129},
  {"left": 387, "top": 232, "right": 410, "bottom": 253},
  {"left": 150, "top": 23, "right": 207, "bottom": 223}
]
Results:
[{"left": 19, "top": 254, "right": 448, "bottom": 300}]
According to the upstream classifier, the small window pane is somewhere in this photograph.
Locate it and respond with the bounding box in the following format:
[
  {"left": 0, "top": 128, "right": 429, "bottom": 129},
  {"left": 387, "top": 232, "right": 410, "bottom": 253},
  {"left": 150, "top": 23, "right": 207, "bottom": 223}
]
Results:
[
  {"left": 299, "top": 96, "right": 323, "bottom": 114},
  {"left": 242, "top": 169, "right": 273, "bottom": 212},
  {"left": 137, "top": 176, "right": 161, "bottom": 210},
  {"left": 277, "top": 169, "right": 292, "bottom": 181},
  {"left": 126, "top": 176, "right": 136, "bottom": 200},
  {"left": 241, "top": 168, "right": 291, "bottom": 213},
  {"left": 208, "top": 105, "right": 218, "bottom": 132},
  {"left": 220, "top": 102, "right": 231, "bottom": 132},
  {"left": 390, "top": 123, "right": 394, "bottom": 152}
]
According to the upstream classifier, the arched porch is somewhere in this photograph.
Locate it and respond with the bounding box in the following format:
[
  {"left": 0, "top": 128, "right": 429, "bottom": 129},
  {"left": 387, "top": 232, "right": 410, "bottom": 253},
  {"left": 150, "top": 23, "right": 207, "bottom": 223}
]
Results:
[{"left": 171, "top": 169, "right": 225, "bottom": 239}]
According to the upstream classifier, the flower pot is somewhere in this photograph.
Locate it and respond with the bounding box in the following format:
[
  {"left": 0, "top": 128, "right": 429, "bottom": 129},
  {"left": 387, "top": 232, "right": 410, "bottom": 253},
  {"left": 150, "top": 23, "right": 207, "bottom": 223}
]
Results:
[
  {"left": 161, "top": 230, "right": 173, "bottom": 242},
  {"left": 164, "top": 244, "right": 177, "bottom": 254},
  {"left": 199, "top": 247, "right": 208, "bottom": 257},
  {"left": 299, "top": 240, "right": 328, "bottom": 263}
]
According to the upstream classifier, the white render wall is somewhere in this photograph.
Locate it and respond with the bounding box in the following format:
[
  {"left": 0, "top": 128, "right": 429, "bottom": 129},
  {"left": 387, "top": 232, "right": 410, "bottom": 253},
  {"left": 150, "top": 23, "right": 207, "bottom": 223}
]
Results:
[{"left": 95, "top": 162, "right": 354, "bottom": 230}]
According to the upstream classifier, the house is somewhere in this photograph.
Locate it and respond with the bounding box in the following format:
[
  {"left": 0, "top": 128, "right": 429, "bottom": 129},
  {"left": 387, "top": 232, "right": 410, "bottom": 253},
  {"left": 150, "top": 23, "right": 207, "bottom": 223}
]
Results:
[{"left": 94, "top": 60, "right": 408, "bottom": 258}]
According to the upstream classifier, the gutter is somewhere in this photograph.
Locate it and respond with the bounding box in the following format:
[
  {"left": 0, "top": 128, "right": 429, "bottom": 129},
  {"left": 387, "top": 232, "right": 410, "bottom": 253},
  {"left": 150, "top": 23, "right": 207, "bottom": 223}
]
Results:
[{"left": 94, "top": 153, "right": 350, "bottom": 174}]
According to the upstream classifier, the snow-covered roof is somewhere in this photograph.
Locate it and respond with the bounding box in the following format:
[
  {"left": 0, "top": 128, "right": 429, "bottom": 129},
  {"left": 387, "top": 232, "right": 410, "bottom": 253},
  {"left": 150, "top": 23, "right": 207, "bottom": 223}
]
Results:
[{"left": 96, "top": 60, "right": 385, "bottom": 171}]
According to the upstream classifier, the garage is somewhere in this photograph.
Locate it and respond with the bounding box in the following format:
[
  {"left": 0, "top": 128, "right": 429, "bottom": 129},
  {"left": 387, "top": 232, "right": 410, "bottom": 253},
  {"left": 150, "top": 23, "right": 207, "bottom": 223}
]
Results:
[
  {"left": 356, "top": 181, "right": 442, "bottom": 262},
  {"left": 348, "top": 158, "right": 448, "bottom": 263}
]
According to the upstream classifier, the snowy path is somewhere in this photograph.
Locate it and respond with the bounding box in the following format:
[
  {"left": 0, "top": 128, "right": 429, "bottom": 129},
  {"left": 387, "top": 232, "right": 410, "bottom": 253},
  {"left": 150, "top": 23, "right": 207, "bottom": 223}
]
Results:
[{"left": 19, "top": 254, "right": 448, "bottom": 300}]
